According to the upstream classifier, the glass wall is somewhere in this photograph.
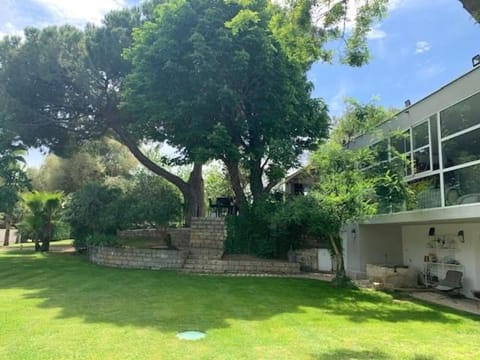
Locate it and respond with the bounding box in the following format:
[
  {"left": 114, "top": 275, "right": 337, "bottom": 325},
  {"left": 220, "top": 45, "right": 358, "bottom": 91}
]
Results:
[
  {"left": 408, "top": 175, "right": 441, "bottom": 210},
  {"left": 440, "top": 92, "right": 480, "bottom": 207},
  {"left": 371, "top": 91, "right": 480, "bottom": 214}
]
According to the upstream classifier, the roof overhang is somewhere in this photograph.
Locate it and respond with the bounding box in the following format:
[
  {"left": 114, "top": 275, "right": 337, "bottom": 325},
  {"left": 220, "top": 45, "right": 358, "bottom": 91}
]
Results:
[{"left": 357, "top": 203, "right": 480, "bottom": 226}]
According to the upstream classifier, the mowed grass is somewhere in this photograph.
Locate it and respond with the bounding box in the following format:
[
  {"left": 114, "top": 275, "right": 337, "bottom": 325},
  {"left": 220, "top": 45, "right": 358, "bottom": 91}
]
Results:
[{"left": 0, "top": 250, "right": 479, "bottom": 360}]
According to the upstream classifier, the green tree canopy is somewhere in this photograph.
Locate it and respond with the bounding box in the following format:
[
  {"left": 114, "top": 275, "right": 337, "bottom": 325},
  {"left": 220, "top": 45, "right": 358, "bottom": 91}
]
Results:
[
  {"left": 29, "top": 137, "right": 138, "bottom": 193},
  {"left": 123, "top": 0, "right": 332, "bottom": 210},
  {"left": 330, "top": 98, "right": 397, "bottom": 145},
  {"left": 0, "top": 0, "right": 387, "bottom": 222}
]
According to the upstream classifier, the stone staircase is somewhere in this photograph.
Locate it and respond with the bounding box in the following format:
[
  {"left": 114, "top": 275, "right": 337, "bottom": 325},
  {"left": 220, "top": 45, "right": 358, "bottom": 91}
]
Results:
[{"left": 180, "top": 217, "right": 300, "bottom": 275}]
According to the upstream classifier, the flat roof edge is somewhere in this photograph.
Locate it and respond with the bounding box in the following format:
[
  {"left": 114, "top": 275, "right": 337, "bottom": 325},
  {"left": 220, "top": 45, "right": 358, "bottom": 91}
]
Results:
[{"left": 357, "top": 203, "right": 480, "bottom": 225}]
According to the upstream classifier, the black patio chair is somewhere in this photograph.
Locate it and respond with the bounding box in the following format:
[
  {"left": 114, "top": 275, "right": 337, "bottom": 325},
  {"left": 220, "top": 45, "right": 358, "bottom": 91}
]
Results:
[{"left": 434, "top": 270, "right": 463, "bottom": 292}]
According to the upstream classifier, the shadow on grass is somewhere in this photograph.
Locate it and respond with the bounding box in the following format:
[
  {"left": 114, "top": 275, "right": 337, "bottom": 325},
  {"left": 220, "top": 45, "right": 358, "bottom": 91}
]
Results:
[
  {"left": 314, "top": 349, "right": 437, "bottom": 360},
  {"left": 0, "top": 251, "right": 476, "bottom": 333},
  {"left": 314, "top": 348, "right": 390, "bottom": 359}
]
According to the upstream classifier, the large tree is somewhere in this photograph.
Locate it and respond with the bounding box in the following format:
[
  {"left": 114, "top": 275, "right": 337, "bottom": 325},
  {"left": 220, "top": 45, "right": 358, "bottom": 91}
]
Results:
[
  {"left": 0, "top": 0, "right": 387, "bottom": 221},
  {"left": 0, "top": 5, "right": 206, "bottom": 224},
  {"left": 124, "top": 0, "right": 387, "bottom": 210}
]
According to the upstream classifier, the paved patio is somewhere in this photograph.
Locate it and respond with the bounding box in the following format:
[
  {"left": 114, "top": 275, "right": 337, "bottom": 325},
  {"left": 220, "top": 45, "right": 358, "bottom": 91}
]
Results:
[{"left": 409, "top": 291, "right": 480, "bottom": 315}]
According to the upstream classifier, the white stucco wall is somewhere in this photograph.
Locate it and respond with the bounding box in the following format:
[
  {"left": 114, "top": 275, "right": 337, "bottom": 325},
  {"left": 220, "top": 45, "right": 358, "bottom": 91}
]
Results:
[
  {"left": 344, "top": 224, "right": 403, "bottom": 279},
  {"left": 402, "top": 223, "right": 480, "bottom": 298},
  {"left": 0, "top": 229, "right": 18, "bottom": 245}
]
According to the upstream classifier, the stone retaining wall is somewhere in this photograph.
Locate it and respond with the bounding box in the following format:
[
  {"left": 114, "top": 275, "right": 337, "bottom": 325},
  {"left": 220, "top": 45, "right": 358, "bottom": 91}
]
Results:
[
  {"left": 190, "top": 218, "right": 225, "bottom": 250},
  {"left": 183, "top": 258, "right": 300, "bottom": 274},
  {"left": 117, "top": 228, "right": 191, "bottom": 249},
  {"left": 89, "top": 246, "right": 187, "bottom": 270},
  {"left": 295, "top": 248, "right": 318, "bottom": 271},
  {"left": 90, "top": 218, "right": 299, "bottom": 275}
]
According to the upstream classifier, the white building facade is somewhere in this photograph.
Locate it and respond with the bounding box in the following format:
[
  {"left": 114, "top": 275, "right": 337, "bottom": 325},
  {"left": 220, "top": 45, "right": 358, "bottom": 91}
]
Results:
[{"left": 344, "top": 66, "right": 480, "bottom": 298}]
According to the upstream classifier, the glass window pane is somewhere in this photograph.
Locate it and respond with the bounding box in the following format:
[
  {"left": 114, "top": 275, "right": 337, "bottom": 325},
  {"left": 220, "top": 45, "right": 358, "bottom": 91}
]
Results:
[
  {"left": 391, "top": 131, "right": 410, "bottom": 154},
  {"left": 413, "top": 122, "right": 429, "bottom": 149},
  {"left": 429, "top": 115, "right": 440, "bottom": 170},
  {"left": 440, "top": 92, "right": 480, "bottom": 137},
  {"left": 371, "top": 139, "right": 389, "bottom": 162},
  {"left": 444, "top": 164, "right": 480, "bottom": 206},
  {"left": 413, "top": 148, "right": 430, "bottom": 173},
  {"left": 406, "top": 154, "right": 412, "bottom": 176},
  {"left": 408, "top": 175, "right": 441, "bottom": 210},
  {"left": 442, "top": 127, "right": 480, "bottom": 169}
]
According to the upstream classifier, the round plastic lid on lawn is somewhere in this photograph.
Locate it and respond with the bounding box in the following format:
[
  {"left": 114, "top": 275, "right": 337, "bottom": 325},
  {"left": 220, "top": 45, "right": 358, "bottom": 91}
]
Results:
[{"left": 176, "top": 331, "right": 206, "bottom": 340}]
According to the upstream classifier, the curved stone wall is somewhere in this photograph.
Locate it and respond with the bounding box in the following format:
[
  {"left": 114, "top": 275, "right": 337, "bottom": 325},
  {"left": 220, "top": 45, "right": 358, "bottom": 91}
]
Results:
[{"left": 89, "top": 246, "right": 187, "bottom": 270}]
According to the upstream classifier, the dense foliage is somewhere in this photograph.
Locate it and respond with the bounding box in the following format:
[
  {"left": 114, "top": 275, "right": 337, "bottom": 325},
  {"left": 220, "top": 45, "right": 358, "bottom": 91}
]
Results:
[
  {"left": 0, "top": 0, "right": 386, "bottom": 225},
  {"left": 17, "top": 191, "right": 63, "bottom": 251},
  {"left": 0, "top": 131, "right": 31, "bottom": 245},
  {"left": 28, "top": 138, "right": 138, "bottom": 193},
  {"left": 124, "top": 0, "right": 330, "bottom": 211},
  {"left": 122, "top": 171, "right": 183, "bottom": 230},
  {"left": 64, "top": 183, "right": 125, "bottom": 250}
]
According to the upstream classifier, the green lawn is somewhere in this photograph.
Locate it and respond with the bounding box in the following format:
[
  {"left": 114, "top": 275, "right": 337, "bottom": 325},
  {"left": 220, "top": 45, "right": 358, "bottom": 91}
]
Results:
[{"left": 0, "top": 250, "right": 479, "bottom": 360}]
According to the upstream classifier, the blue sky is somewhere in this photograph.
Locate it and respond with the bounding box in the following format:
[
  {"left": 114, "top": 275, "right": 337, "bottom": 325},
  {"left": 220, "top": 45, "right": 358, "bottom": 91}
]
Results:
[{"left": 1, "top": 0, "right": 479, "bottom": 167}]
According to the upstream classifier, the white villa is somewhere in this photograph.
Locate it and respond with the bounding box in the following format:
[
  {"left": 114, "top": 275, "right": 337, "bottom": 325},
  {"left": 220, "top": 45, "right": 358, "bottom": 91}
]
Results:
[{"left": 343, "top": 65, "right": 480, "bottom": 298}]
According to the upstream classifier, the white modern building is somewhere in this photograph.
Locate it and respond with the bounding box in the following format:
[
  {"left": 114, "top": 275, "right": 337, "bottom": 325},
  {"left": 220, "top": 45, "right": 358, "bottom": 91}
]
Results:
[{"left": 343, "top": 65, "right": 480, "bottom": 298}]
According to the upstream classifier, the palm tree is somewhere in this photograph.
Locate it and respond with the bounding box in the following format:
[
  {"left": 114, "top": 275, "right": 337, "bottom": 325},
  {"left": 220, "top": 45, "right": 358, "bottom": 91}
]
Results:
[
  {"left": 0, "top": 132, "right": 30, "bottom": 246},
  {"left": 18, "top": 192, "right": 63, "bottom": 251}
]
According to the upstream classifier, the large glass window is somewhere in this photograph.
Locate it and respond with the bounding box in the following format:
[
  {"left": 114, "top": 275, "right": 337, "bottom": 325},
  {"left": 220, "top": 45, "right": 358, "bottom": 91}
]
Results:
[
  {"left": 391, "top": 130, "right": 411, "bottom": 154},
  {"left": 413, "top": 148, "right": 430, "bottom": 173},
  {"left": 408, "top": 175, "right": 441, "bottom": 210},
  {"left": 411, "top": 121, "right": 430, "bottom": 174},
  {"left": 391, "top": 130, "right": 412, "bottom": 176},
  {"left": 442, "top": 127, "right": 480, "bottom": 168},
  {"left": 444, "top": 164, "right": 480, "bottom": 206},
  {"left": 371, "top": 139, "right": 389, "bottom": 163},
  {"left": 440, "top": 92, "right": 480, "bottom": 137},
  {"left": 413, "top": 122, "right": 429, "bottom": 149},
  {"left": 429, "top": 115, "right": 440, "bottom": 170}
]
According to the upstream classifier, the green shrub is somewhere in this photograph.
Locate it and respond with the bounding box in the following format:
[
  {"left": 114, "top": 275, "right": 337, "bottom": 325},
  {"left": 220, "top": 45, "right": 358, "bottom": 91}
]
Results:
[
  {"left": 122, "top": 171, "right": 182, "bottom": 229},
  {"left": 85, "top": 233, "right": 120, "bottom": 247},
  {"left": 52, "top": 220, "right": 71, "bottom": 241},
  {"left": 226, "top": 195, "right": 333, "bottom": 259},
  {"left": 225, "top": 199, "right": 281, "bottom": 258},
  {"left": 64, "top": 183, "right": 124, "bottom": 247}
]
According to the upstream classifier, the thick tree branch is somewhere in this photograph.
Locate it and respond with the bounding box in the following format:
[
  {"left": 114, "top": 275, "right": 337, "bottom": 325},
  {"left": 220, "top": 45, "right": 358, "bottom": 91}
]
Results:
[
  {"left": 111, "top": 124, "right": 189, "bottom": 193},
  {"left": 264, "top": 178, "right": 280, "bottom": 194}
]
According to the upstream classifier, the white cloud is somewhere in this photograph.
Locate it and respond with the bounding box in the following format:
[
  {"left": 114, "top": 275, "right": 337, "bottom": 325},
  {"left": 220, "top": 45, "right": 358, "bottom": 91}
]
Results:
[
  {"left": 367, "top": 26, "right": 387, "bottom": 40},
  {"left": 31, "top": 0, "right": 127, "bottom": 26},
  {"left": 415, "top": 40, "right": 431, "bottom": 54},
  {"left": 0, "top": 22, "right": 23, "bottom": 38}
]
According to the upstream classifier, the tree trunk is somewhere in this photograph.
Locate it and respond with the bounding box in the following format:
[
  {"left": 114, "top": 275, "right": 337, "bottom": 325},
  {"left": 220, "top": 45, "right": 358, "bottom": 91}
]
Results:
[
  {"left": 112, "top": 125, "right": 205, "bottom": 226},
  {"left": 3, "top": 215, "right": 11, "bottom": 246},
  {"left": 249, "top": 158, "right": 265, "bottom": 205},
  {"left": 40, "top": 222, "right": 53, "bottom": 252},
  {"left": 40, "top": 239, "right": 50, "bottom": 252},
  {"left": 224, "top": 159, "right": 249, "bottom": 214},
  {"left": 184, "top": 162, "right": 206, "bottom": 226},
  {"left": 329, "top": 234, "right": 346, "bottom": 279}
]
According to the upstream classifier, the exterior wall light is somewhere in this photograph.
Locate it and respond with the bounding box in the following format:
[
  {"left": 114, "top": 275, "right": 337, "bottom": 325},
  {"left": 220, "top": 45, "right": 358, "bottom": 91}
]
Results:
[
  {"left": 457, "top": 230, "right": 465, "bottom": 243},
  {"left": 472, "top": 54, "right": 480, "bottom": 68}
]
